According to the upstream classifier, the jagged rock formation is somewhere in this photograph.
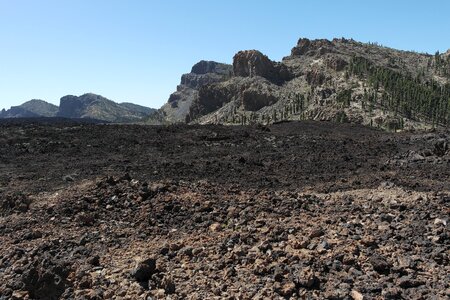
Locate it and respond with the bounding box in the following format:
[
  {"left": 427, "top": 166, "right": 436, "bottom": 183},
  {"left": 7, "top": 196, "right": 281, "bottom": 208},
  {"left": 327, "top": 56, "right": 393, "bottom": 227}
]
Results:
[
  {"left": 147, "top": 61, "right": 232, "bottom": 124},
  {"left": 180, "top": 38, "right": 450, "bottom": 130},
  {"left": 233, "top": 50, "right": 293, "bottom": 85},
  {"left": 57, "top": 93, "right": 155, "bottom": 123},
  {"left": 0, "top": 100, "right": 58, "bottom": 118}
]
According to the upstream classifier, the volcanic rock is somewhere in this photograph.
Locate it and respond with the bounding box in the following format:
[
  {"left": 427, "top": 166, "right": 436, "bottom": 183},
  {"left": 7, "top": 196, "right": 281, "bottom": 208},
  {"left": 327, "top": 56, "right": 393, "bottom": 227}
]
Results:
[{"left": 131, "top": 258, "right": 157, "bottom": 282}]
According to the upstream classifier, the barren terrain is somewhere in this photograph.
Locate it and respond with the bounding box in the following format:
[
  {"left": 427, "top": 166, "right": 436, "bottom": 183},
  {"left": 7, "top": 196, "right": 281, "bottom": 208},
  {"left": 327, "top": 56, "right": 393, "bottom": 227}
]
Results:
[{"left": 0, "top": 120, "right": 449, "bottom": 299}]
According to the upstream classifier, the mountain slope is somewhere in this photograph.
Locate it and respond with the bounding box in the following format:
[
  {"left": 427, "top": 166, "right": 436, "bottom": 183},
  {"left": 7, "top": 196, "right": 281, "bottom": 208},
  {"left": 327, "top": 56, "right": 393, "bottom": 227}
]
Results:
[
  {"left": 1, "top": 96, "right": 155, "bottom": 123},
  {"left": 57, "top": 93, "right": 155, "bottom": 123},
  {"left": 0, "top": 100, "right": 58, "bottom": 118},
  {"left": 163, "top": 38, "right": 450, "bottom": 130}
]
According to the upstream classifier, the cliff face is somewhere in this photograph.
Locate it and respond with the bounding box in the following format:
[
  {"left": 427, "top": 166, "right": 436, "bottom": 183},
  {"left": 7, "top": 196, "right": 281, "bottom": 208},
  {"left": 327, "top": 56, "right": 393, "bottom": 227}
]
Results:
[
  {"left": 233, "top": 50, "right": 293, "bottom": 85},
  {"left": 146, "top": 61, "right": 233, "bottom": 124},
  {"left": 180, "top": 38, "right": 450, "bottom": 130}
]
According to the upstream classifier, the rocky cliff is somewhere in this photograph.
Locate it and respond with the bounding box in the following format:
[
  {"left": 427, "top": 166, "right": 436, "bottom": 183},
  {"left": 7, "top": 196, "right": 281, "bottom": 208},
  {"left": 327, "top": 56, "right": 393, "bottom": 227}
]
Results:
[
  {"left": 147, "top": 61, "right": 233, "bottom": 124},
  {"left": 165, "top": 38, "right": 450, "bottom": 130}
]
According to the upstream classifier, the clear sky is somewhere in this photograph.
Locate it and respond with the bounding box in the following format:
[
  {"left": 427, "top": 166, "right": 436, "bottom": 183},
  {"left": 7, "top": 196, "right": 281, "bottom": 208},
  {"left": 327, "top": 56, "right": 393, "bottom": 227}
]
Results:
[{"left": 1, "top": 0, "right": 449, "bottom": 110}]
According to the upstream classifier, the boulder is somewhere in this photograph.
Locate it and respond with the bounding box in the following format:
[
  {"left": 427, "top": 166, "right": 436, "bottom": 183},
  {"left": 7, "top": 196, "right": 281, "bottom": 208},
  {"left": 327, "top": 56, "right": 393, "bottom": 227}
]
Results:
[{"left": 131, "top": 258, "right": 157, "bottom": 282}]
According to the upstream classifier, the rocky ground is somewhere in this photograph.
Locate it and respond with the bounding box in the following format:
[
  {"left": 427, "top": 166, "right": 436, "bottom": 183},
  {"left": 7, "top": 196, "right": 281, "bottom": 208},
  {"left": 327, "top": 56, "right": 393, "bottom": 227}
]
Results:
[{"left": 0, "top": 120, "right": 449, "bottom": 299}]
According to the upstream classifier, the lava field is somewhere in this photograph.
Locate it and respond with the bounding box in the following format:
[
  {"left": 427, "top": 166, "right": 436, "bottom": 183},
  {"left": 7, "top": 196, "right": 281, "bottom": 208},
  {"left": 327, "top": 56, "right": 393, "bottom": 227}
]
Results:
[{"left": 0, "top": 121, "right": 449, "bottom": 299}]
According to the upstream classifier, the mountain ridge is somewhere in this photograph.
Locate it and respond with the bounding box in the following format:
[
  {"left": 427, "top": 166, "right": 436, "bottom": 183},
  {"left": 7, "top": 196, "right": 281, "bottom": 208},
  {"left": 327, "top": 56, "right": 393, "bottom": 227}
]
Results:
[
  {"left": 0, "top": 99, "right": 59, "bottom": 119},
  {"left": 1, "top": 94, "right": 156, "bottom": 123},
  {"left": 154, "top": 37, "right": 450, "bottom": 130}
]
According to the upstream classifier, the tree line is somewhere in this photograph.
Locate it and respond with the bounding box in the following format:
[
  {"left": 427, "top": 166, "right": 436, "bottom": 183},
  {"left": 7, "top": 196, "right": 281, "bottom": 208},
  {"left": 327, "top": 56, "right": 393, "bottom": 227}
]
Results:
[{"left": 348, "top": 56, "right": 450, "bottom": 126}]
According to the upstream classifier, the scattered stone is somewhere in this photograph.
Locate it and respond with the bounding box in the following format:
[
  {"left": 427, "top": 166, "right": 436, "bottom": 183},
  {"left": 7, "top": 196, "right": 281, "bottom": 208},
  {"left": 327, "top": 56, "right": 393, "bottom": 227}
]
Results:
[{"left": 0, "top": 122, "right": 448, "bottom": 299}]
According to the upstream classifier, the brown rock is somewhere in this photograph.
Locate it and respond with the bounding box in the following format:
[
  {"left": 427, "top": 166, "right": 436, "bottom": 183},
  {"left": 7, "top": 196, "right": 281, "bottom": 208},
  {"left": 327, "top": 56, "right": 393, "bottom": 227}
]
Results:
[
  {"left": 351, "top": 290, "right": 364, "bottom": 300},
  {"left": 209, "top": 223, "right": 222, "bottom": 232},
  {"left": 233, "top": 50, "right": 292, "bottom": 84},
  {"left": 309, "top": 227, "right": 324, "bottom": 238}
]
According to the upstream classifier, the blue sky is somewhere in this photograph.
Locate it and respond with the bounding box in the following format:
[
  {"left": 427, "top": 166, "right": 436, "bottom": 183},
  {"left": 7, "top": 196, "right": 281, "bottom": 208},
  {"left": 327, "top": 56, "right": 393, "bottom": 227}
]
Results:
[{"left": 1, "top": 0, "right": 449, "bottom": 110}]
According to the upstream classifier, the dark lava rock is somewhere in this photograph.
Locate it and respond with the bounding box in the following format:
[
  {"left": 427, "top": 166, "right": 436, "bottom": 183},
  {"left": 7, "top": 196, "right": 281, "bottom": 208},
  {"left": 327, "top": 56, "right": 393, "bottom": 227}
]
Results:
[
  {"left": 309, "top": 227, "right": 325, "bottom": 238},
  {"left": 161, "top": 277, "right": 176, "bottom": 295},
  {"left": 1, "top": 193, "right": 32, "bottom": 216},
  {"left": 131, "top": 258, "right": 157, "bottom": 282},
  {"left": 369, "top": 255, "right": 392, "bottom": 274},
  {"left": 88, "top": 255, "right": 100, "bottom": 267},
  {"left": 397, "top": 276, "right": 425, "bottom": 289},
  {"left": 22, "top": 259, "right": 70, "bottom": 300}
]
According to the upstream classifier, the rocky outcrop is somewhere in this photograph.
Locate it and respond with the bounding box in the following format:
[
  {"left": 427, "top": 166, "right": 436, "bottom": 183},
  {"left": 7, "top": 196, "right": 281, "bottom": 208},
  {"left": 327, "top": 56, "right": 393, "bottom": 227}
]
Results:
[
  {"left": 0, "top": 100, "right": 58, "bottom": 118},
  {"left": 233, "top": 50, "right": 293, "bottom": 85},
  {"left": 163, "top": 37, "right": 449, "bottom": 130},
  {"left": 290, "top": 38, "right": 335, "bottom": 57},
  {"left": 179, "top": 61, "right": 231, "bottom": 90},
  {"left": 188, "top": 77, "right": 280, "bottom": 120},
  {"left": 185, "top": 51, "right": 290, "bottom": 121},
  {"left": 152, "top": 61, "right": 233, "bottom": 124},
  {"left": 191, "top": 60, "right": 232, "bottom": 75}
]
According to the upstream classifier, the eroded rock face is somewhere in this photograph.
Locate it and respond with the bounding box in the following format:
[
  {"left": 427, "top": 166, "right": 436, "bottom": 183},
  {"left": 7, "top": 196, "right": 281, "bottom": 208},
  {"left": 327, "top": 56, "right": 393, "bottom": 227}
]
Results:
[
  {"left": 156, "top": 61, "right": 233, "bottom": 123},
  {"left": 233, "top": 50, "right": 275, "bottom": 78},
  {"left": 58, "top": 95, "right": 91, "bottom": 118},
  {"left": 180, "top": 73, "right": 226, "bottom": 90},
  {"left": 326, "top": 57, "right": 348, "bottom": 71},
  {"left": 233, "top": 50, "right": 292, "bottom": 85},
  {"left": 242, "top": 88, "right": 278, "bottom": 111},
  {"left": 291, "top": 38, "right": 334, "bottom": 57},
  {"left": 188, "top": 82, "right": 236, "bottom": 120},
  {"left": 188, "top": 77, "right": 280, "bottom": 120},
  {"left": 306, "top": 69, "right": 326, "bottom": 86}
]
